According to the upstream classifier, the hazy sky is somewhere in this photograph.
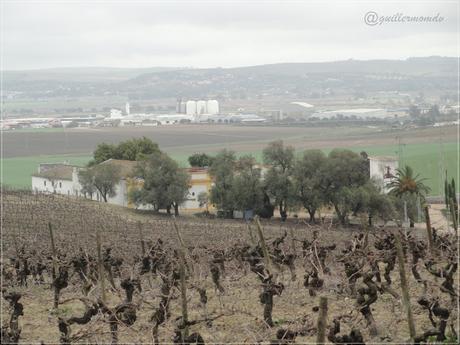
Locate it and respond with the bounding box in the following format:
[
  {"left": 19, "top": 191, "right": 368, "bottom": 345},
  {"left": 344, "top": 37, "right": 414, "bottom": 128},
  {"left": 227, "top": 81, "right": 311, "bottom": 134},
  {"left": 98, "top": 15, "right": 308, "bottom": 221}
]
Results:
[{"left": 2, "top": 0, "right": 458, "bottom": 70}]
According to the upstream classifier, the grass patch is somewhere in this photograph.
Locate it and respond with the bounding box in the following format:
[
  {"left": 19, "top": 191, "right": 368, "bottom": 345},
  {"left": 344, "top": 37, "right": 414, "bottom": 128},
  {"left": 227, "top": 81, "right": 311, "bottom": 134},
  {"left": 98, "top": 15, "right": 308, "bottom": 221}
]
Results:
[
  {"left": 3, "top": 142, "right": 457, "bottom": 196},
  {"left": 2, "top": 154, "right": 91, "bottom": 188}
]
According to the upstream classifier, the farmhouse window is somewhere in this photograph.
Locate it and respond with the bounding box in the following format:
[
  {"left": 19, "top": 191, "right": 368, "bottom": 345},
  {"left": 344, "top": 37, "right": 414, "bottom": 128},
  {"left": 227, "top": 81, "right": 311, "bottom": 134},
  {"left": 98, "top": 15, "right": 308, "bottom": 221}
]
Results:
[{"left": 44, "top": 181, "right": 46, "bottom": 186}]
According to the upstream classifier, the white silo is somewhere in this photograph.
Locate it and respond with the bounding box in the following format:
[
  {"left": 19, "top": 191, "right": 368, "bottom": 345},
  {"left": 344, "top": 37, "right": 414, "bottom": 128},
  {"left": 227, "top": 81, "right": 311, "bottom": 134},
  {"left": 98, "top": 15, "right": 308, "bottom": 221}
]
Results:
[
  {"left": 196, "top": 100, "right": 207, "bottom": 115},
  {"left": 125, "top": 102, "right": 130, "bottom": 115},
  {"left": 186, "top": 100, "right": 197, "bottom": 115},
  {"left": 180, "top": 101, "right": 187, "bottom": 114},
  {"left": 207, "top": 100, "right": 219, "bottom": 115}
]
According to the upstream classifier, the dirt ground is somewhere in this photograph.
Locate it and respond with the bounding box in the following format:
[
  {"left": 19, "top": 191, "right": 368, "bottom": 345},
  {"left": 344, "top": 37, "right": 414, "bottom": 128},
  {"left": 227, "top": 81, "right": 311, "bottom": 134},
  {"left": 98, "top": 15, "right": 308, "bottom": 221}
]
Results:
[
  {"left": 3, "top": 124, "right": 457, "bottom": 158},
  {"left": 1, "top": 192, "right": 458, "bottom": 344}
]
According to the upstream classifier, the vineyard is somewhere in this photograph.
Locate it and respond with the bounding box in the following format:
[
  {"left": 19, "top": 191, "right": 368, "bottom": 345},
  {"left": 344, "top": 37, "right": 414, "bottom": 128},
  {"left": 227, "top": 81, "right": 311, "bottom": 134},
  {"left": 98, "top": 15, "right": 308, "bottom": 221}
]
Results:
[{"left": 1, "top": 190, "right": 458, "bottom": 344}]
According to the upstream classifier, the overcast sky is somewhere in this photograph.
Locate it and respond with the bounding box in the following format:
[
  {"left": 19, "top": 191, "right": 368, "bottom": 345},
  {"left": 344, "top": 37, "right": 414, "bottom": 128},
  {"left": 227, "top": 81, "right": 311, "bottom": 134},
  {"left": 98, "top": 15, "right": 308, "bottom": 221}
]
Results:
[{"left": 2, "top": 0, "right": 458, "bottom": 70}]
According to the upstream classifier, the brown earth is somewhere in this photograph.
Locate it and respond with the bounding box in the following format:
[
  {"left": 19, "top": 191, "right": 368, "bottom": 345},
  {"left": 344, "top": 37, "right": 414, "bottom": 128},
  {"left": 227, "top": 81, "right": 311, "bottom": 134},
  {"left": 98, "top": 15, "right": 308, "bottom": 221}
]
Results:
[
  {"left": 3, "top": 124, "right": 457, "bottom": 158},
  {"left": 1, "top": 191, "right": 458, "bottom": 343}
]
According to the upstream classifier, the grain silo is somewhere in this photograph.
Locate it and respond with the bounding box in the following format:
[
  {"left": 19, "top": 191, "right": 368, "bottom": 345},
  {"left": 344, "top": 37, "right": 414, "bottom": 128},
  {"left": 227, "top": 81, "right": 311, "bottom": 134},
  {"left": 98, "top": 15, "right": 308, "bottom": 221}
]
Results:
[
  {"left": 186, "top": 100, "right": 197, "bottom": 115},
  {"left": 179, "top": 101, "right": 187, "bottom": 114},
  {"left": 196, "top": 100, "right": 207, "bottom": 115},
  {"left": 207, "top": 100, "right": 219, "bottom": 115}
]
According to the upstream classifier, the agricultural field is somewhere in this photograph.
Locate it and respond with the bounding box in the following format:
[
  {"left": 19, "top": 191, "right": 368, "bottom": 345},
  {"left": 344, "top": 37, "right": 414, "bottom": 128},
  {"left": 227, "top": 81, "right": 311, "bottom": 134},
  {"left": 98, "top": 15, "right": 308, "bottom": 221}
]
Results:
[
  {"left": 1, "top": 190, "right": 458, "bottom": 344},
  {"left": 2, "top": 124, "right": 457, "bottom": 195}
]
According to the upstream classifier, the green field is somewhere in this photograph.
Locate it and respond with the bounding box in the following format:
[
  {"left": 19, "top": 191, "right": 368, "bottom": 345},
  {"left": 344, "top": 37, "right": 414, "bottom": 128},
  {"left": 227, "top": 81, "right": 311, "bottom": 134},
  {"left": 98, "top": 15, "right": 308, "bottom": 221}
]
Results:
[
  {"left": 2, "top": 154, "right": 92, "bottom": 189},
  {"left": 2, "top": 142, "right": 458, "bottom": 196}
]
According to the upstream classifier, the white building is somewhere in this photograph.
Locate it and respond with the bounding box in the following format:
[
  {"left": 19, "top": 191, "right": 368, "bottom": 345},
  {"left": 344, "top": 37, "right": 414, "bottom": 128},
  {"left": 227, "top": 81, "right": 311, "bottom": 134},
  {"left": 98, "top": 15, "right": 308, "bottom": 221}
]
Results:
[
  {"left": 181, "top": 99, "right": 219, "bottom": 116},
  {"left": 368, "top": 156, "right": 398, "bottom": 193},
  {"left": 206, "top": 100, "right": 219, "bottom": 115},
  {"left": 185, "top": 101, "right": 197, "bottom": 116},
  {"left": 32, "top": 160, "right": 137, "bottom": 206},
  {"left": 196, "top": 100, "right": 207, "bottom": 115},
  {"left": 32, "top": 160, "right": 212, "bottom": 212},
  {"left": 110, "top": 109, "right": 123, "bottom": 118}
]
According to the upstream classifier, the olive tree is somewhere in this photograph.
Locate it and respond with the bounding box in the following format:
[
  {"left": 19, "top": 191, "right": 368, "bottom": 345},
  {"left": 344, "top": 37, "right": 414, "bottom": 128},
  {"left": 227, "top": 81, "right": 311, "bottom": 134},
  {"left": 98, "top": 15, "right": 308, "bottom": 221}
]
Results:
[
  {"left": 322, "top": 149, "right": 369, "bottom": 225},
  {"left": 291, "top": 150, "right": 327, "bottom": 223},
  {"left": 78, "top": 164, "right": 121, "bottom": 202},
  {"left": 263, "top": 140, "right": 295, "bottom": 221},
  {"left": 132, "top": 151, "right": 190, "bottom": 216},
  {"left": 209, "top": 150, "right": 237, "bottom": 217}
]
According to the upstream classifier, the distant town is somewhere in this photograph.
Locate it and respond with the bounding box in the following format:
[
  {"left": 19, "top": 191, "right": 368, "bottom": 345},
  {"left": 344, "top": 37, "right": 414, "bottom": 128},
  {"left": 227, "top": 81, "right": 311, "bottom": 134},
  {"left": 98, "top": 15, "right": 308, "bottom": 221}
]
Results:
[{"left": 1, "top": 98, "right": 459, "bottom": 130}]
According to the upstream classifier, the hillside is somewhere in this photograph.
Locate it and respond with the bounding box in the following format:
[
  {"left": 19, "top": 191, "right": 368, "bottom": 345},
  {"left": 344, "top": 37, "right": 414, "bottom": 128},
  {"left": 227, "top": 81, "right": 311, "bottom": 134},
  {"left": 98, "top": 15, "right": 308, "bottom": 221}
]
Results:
[{"left": 3, "top": 57, "right": 457, "bottom": 101}]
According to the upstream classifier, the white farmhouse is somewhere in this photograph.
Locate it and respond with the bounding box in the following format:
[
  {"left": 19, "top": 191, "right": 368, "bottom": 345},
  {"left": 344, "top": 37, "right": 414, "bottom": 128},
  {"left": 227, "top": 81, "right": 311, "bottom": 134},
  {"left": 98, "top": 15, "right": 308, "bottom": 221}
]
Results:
[
  {"left": 32, "top": 160, "right": 213, "bottom": 212},
  {"left": 368, "top": 156, "right": 398, "bottom": 193},
  {"left": 32, "top": 163, "right": 81, "bottom": 196}
]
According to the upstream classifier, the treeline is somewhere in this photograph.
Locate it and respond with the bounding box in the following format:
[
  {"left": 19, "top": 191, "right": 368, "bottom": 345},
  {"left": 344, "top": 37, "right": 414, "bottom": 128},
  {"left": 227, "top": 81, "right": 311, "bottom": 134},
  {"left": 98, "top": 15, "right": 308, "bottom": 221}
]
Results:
[
  {"left": 191, "top": 141, "right": 442, "bottom": 226},
  {"left": 201, "top": 141, "right": 400, "bottom": 225},
  {"left": 80, "top": 137, "right": 442, "bottom": 226}
]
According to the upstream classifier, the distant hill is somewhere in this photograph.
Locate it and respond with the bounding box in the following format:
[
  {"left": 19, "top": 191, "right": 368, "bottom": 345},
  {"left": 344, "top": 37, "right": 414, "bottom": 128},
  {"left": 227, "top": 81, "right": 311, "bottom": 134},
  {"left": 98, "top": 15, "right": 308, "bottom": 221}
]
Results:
[
  {"left": 3, "top": 66, "right": 186, "bottom": 83},
  {"left": 3, "top": 57, "right": 458, "bottom": 100}
]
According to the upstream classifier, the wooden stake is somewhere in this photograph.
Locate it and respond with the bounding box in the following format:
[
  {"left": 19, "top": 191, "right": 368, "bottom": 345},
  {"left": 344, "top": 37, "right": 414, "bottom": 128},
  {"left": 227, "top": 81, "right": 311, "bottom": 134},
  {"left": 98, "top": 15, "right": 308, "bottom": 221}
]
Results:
[
  {"left": 174, "top": 221, "right": 189, "bottom": 339},
  {"left": 394, "top": 233, "right": 416, "bottom": 341},
  {"left": 289, "top": 227, "right": 296, "bottom": 257},
  {"left": 254, "top": 217, "right": 273, "bottom": 271},
  {"left": 48, "top": 223, "right": 59, "bottom": 309},
  {"left": 246, "top": 221, "right": 256, "bottom": 246},
  {"left": 316, "top": 296, "right": 328, "bottom": 344},
  {"left": 173, "top": 218, "right": 194, "bottom": 274},
  {"left": 96, "top": 228, "right": 106, "bottom": 304},
  {"left": 48, "top": 222, "right": 58, "bottom": 274},
  {"left": 423, "top": 205, "right": 433, "bottom": 253},
  {"left": 138, "top": 221, "right": 145, "bottom": 257},
  {"left": 449, "top": 198, "right": 458, "bottom": 231}
]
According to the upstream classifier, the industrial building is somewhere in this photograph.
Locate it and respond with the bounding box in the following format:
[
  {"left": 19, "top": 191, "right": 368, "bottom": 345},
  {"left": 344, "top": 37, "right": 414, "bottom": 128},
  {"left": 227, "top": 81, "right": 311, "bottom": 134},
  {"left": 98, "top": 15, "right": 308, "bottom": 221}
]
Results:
[{"left": 178, "top": 99, "right": 220, "bottom": 116}]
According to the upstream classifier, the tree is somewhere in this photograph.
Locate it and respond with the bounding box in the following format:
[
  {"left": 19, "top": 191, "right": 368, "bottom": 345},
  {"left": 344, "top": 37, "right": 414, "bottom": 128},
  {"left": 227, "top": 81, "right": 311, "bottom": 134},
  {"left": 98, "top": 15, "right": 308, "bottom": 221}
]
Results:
[
  {"left": 90, "top": 137, "right": 159, "bottom": 165},
  {"left": 263, "top": 140, "right": 295, "bottom": 172},
  {"left": 388, "top": 165, "right": 431, "bottom": 227},
  {"left": 209, "top": 150, "right": 237, "bottom": 217},
  {"left": 78, "top": 164, "right": 121, "bottom": 202},
  {"left": 90, "top": 143, "right": 116, "bottom": 166},
  {"left": 132, "top": 151, "right": 190, "bottom": 216},
  {"left": 232, "top": 155, "right": 265, "bottom": 214},
  {"left": 292, "top": 150, "right": 327, "bottom": 223},
  {"left": 115, "top": 137, "right": 159, "bottom": 161},
  {"left": 388, "top": 166, "right": 430, "bottom": 199},
  {"left": 322, "top": 149, "right": 369, "bottom": 225},
  {"left": 348, "top": 181, "right": 396, "bottom": 226},
  {"left": 263, "top": 140, "right": 295, "bottom": 220},
  {"left": 444, "top": 176, "right": 458, "bottom": 230},
  {"left": 78, "top": 169, "right": 96, "bottom": 199},
  {"left": 188, "top": 153, "right": 214, "bottom": 167}
]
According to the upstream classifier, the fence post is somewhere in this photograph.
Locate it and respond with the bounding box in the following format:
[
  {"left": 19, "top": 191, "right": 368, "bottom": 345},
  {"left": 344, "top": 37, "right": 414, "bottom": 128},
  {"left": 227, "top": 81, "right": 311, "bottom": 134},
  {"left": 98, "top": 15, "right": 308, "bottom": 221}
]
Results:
[
  {"left": 48, "top": 223, "right": 59, "bottom": 309},
  {"left": 96, "top": 228, "right": 106, "bottom": 304},
  {"left": 254, "top": 217, "right": 273, "bottom": 271},
  {"left": 174, "top": 220, "right": 189, "bottom": 339},
  {"left": 138, "top": 221, "right": 145, "bottom": 257},
  {"left": 423, "top": 205, "right": 433, "bottom": 253},
  {"left": 395, "top": 233, "right": 416, "bottom": 341},
  {"left": 246, "top": 222, "right": 256, "bottom": 246},
  {"left": 316, "top": 297, "right": 328, "bottom": 344},
  {"left": 449, "top": 198, "right": 458, "bottom": 231}
]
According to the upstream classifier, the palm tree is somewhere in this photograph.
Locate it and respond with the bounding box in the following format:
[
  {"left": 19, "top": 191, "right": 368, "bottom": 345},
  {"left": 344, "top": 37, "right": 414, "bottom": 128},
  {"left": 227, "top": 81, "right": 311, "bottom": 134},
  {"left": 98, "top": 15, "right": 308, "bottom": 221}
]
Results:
[
  {"left": 388, "top": 165, "right": 431, "bottom": 199},
  {"left": 388, "top": 166, "right": 432, "bottom": 246}
]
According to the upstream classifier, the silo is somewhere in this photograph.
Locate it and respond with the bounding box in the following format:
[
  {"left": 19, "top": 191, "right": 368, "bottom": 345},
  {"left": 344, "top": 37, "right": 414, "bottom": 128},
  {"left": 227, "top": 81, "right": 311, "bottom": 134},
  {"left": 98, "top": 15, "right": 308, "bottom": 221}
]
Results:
[
  {"left": 196, "top": 100, "right": 207, "bottom": 115},
  {"left": 207, "top": 100, "right": 219, "bottom": 115},
  {"left": 186, "top": 100, "right": 197, "bottom": 115},
  {"left": 179, "top": 101, "right": 187, "bottom": 114}
]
